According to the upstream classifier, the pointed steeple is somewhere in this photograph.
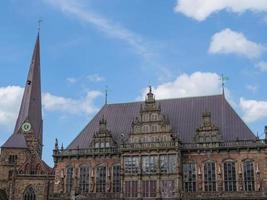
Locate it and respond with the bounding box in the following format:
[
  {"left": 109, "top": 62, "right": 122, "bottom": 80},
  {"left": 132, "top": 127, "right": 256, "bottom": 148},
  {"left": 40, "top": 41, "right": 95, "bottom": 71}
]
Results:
[{"left": 13, "top": 33, "right": 43, "bottom": 142}]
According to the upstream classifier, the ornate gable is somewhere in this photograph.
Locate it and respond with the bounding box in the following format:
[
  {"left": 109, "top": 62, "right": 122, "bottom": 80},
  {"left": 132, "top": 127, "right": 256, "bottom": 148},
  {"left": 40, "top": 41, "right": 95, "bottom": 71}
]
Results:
[
  {"left": 194, "top": 111, "right": 222, "bottom": 144},
  {"left": 128, "top": 87, "right": 177, "bottom": 144},
  {"left": 90, "top": 116, "right": 116, "bottom": 149}
]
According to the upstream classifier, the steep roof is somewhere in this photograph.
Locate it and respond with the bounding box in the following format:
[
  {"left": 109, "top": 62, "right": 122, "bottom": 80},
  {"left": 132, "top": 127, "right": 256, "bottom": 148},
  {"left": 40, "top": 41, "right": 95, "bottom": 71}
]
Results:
[
  {"left": 2, "top": 34, "right": 42, "bottom": 149},
  {"left": 68, "top": 94, "right": 255, "bottom": 149}
]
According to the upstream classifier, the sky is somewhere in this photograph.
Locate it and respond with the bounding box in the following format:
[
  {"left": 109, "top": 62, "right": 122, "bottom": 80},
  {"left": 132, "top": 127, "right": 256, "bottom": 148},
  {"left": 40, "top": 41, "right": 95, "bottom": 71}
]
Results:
[{"left": 0, "top": 0, "right": 267, "bottom": 166}]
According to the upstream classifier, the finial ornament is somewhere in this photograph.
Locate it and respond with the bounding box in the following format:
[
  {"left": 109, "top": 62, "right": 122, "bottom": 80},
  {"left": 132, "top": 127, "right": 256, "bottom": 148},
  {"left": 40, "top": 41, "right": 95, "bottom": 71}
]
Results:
[
  {"left": 105, "top": 86, "right": 108, "bottom": 105},
  {"left": 149, "top": 85, "right": 152, "bottom": 93},
  {"left": 38, "top": 19, "right": 43, "bottom": 32}
]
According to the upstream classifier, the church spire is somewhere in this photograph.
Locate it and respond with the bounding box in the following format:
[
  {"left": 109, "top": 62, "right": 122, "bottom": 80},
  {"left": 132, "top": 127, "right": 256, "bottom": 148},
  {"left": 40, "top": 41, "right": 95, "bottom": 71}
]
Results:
[{"left": 13, "top": 33, "right": 43, "bottom": 145}]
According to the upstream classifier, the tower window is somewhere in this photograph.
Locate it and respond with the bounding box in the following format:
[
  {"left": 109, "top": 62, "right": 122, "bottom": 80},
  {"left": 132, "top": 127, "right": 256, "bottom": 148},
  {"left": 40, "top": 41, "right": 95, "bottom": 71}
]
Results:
[
  {"left": 8, "top": 155, "right": 17, "bottom": 164},
  {"left": 24, "top": 187, "right": 36, "bottom": 200}
]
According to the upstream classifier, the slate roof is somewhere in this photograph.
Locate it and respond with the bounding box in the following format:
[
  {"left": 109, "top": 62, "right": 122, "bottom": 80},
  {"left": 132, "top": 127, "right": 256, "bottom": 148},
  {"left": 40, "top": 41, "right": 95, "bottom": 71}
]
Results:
[
  {"left": 1, "top": 34, "right": 42, "bottom": 149},
  {"left": 68, "top": 94, "right": 256, "bottom": 149}
]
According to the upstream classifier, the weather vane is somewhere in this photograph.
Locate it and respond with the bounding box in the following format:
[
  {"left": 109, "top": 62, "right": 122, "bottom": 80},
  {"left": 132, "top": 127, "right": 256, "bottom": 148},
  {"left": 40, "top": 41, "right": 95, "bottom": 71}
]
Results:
[{"left": 220, "top": 74, "right": 229, "bottom": 95}]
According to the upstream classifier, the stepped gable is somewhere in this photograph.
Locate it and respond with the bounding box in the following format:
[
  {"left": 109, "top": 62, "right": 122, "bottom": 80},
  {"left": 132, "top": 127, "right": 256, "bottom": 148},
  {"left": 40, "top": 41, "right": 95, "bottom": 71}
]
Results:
[{"left": 68, "top": 94, "right": 255, "bottom": 149}]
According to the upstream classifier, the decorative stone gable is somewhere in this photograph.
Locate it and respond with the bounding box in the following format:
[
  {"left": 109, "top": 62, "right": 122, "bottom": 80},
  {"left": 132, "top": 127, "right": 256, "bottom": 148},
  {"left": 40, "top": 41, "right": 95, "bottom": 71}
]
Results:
[
  {"left": 90, "top": 116, "right": 116, "bottom": 148},
  {"left": 129, "top": 87, "right": 177, "bottom": 144},
  {"left": 194, "top": 111, "right": 222, "bottom": 144}
]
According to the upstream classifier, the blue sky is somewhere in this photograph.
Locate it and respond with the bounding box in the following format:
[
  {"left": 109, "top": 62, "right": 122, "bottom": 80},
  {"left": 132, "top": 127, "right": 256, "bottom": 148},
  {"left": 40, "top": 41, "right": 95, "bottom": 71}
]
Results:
[{"left": 0, "top": 0, "right": 267, "bottom": 166}]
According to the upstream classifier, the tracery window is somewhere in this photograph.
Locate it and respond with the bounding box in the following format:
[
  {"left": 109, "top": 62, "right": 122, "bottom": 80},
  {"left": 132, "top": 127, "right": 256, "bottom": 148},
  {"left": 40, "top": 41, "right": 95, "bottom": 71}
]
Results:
[
  {"left": 243, "top": 160, "right": 255, "bottom": 191},
  {"left": 160, "top": 155, "right": 177, "bottom": 173},
  {"left": 161, "top": 180, "right": 175, "bottom": 198},
  {"left": 142, "top": 155, "right": 158, "bottom": 174},
  {"left": 224, "top": 161, "right": 236, "bottom": 192},
  {"left": 204, "top": 161, "right": 216, "bottom": 192},
  {"left": 24, "top": 187, "right": 36, "bottom": 200},
  {"left": 96, "top": 165, "right": 106, "bottom": 192},
  {"left": 113, "top": 165, "right": 121, "bottom": 192},
  {"left": 125, "top": 181, "right": 138, "bottom": 197},
  {"left": 79, "top": 166, "right": 89, "bottom": 193},
  {"left": 66, "top": 167, "right": 73, "bottom": 193},
  {"left": 143, "top": 180, "right": 157, "bottom": 197},
  {"left": 183, "top": 163, "right": 196, "bottom": 192},
  {"left": 124, "top": 157, "right": 140, "bottom": 174}
]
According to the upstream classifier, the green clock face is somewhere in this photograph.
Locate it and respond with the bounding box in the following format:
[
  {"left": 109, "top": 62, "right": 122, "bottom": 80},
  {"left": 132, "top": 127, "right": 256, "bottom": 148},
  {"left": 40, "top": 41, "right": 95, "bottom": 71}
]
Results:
[{"left": 21, "top": 122, "right": 32, "bottom": 133}]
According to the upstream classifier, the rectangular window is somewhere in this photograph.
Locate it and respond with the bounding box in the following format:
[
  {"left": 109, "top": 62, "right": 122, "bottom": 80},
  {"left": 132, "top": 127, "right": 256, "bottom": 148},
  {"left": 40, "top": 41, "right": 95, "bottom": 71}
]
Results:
[
  {"left": 142, "top": 155, "right": 158, "bottom": 174},
  {"left": 183, "top": 163, "right": 196, "bottom": 192},
  {"left": 79, "top": 166, "right": 89, "bottom": 193},
  {"left": 243, "top": 161, "right": 255, "bottom": 191},
  {"left": 160, "top": 155, "right": 177, "bottom": 173},
  {"left": 113, "top": 165, "right": 121, "bottom": 193},
  {"left": 125, "top": 181, "right": 138, "bottom": 197},
  {"left": 161, "top": 180, "right": 175, "bottom": 198},
  {"left": 204, "top": 162, "right": 216, "bottom": 192},
  {"left": 96, "top": 166, "right": 106, "bottom": 192},
  {"left": 8, "top": 155, "right": 17, "bottom": 164},
  {"left": 143, "top": 180, "right": 157, "bottom": 197},
  {"left": 66, "top": 167, "right": 73, "bottom": 193},
  {"left": 224, "top": 161, "right": 236, "bottom": 192},
  {"left": 124, "top": 156, "right": 140, "bottom": 174}
]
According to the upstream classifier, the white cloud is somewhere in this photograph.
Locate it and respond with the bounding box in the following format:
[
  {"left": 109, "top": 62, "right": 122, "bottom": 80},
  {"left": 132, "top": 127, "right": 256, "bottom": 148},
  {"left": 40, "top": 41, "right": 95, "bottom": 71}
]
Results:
[
  {"left": 138, "top": 72, "right": 222, "bottom": 100},
  {"left": 256, "top": 61, "right": 267, "bottom": 71},
  {"left": 209, "top": 28, "right": 265, "bottom": 58},
  {"left": 246, "top": 84, "right": 258, "bottom": 93},
  {"left": 44, "top": 0, "right": 154, "bottom": 60},
  {"left": 240, "top": 98, "right": 267, "bottom": 123},
  {"left": 66, "top": 77, "right": 77, "bottom": 84},
  {"left": 175, "top": 0, "right": 267, "bottom": 21},
  {"left": 0, "top": 85, "right": 102, "bottom": 133},
  {"left": 87, "top": 74, "right": 105, "bottom": 82},
  {"left": 43, "top": 91, "right": 102, "bottom": 115},
  {"left": 0, "top": 86, "right": 24, "bottom": 130}
]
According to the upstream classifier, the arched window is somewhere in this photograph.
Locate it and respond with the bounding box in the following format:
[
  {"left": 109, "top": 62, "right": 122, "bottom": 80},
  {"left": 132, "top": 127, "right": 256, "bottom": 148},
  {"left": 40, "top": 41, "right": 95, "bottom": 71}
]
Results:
[
  {"left": 204, "top": 161, "right": 216, "bottom": 191},
  {"left": 66, "top": 167, "right": 73, "bottom": 193},
  {"left": 183, "top": 163, "right": 196, "bottom": 192},
  {"left": 224, "top": 161, "right": 236, "bottom": 191},
  {"left": 25, "top": 163, "right": 30, "bottom": 174},
  {"left": 243, "top": 160, "right": 255, "bottom": 191},
  {"left": 79, "top": 166, "right": 89, "bottom": 193},
  {"left": 96, "top": 165, "right": 106, "bottom": 192},
  {"left": 24, "top": 187, "right": 36, "bottom": 200}
]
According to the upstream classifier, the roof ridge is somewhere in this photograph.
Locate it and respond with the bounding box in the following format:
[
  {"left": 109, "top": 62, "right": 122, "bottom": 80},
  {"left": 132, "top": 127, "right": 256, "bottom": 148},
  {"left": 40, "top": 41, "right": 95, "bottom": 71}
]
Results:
[{"left": 107, "top": 94, "right": 223, "bottom": 106}]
